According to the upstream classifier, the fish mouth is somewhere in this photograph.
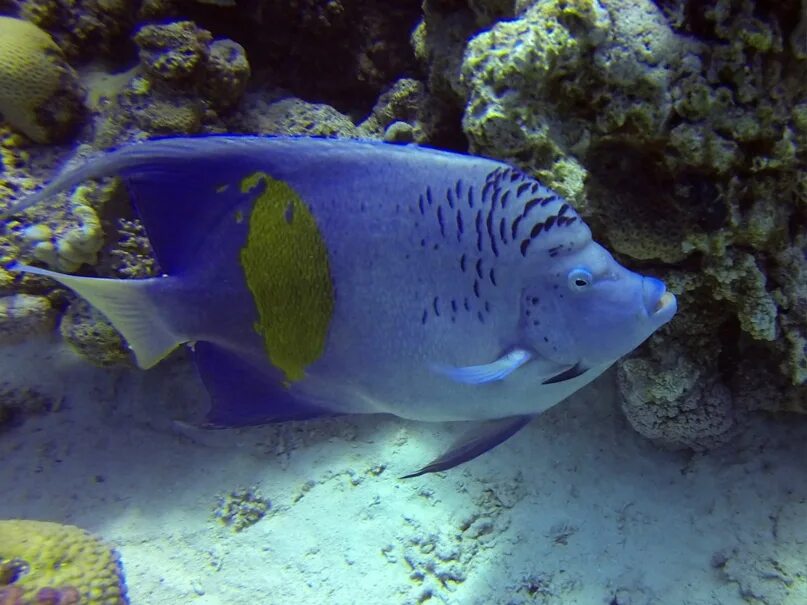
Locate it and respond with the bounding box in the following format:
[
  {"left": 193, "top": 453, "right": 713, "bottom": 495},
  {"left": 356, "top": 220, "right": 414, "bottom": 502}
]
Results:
[
  {"left": 653, "top": 291, "right": 676, "bottom": 315},
  {"left": 642, "top": 277, "right": 677, "bottom": 320}
]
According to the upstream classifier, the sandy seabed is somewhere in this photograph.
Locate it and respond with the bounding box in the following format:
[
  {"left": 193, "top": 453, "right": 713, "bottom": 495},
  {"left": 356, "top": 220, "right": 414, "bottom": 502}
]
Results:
[{"left": 1, "top": 338, "right": 805, "bottom": 605}]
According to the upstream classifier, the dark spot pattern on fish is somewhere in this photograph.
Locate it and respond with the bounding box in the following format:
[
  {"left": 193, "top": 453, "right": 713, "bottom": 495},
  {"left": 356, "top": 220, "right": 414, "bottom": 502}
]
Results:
[
  {"left": 475, "top": 258, "right": 483, "bottom": 279},
  {"left": 455, "top": 179, "right": 463, "bottom": 200},
  {"left": 473, "top": 279, "right": 480, "bottom": 298},
  {"left": 446, "top": 187, "right": 455, "bottom": 210},
  {"left": 511, "top": 214, "right": 524, "bottom": 240},
  {"left": 489, "top": 268, "right": 497, "bottom": 286},
  {"left": 499, "top": 190, "right": 510, "bottom": 209},
  {"left": 481, "top": 180, "right": 494, "bottom": 206},
  {"left": 475, "top": 210, "right": 483, "bottom": 253},
  {"left": 499, "top": 217, "right": 507, "bottom": 244},
  {"left": 437, "top": 205, "right": 446, "bottom": 238},
  {"left": 456, "top": 209, "right": 464, "bottom": 242},
  {"left": 421, "top": 310, "right": 428, "bottom": 325},
  {"left": 433, "top": 296, "right": 440, "bottom": 316},
  {"left": 426, "top": 187, "right": 434, "bottom": 206},
  {"left": 491, "top": 186, "right": 501, "bottom": 207},
  {"left": 460, "top": 253, "right": 467, "bottom": 272},
  {"left": 451, "top": 299, "right": 458, "bottom": 313},
  {"left": 485, "top": 204, "right": 499, "bottom": 257}
]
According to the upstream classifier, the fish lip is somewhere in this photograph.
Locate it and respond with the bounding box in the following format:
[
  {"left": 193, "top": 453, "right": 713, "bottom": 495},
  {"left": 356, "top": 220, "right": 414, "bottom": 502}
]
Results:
[
  {"left": 642, "top": 277, "right": 676, "bottom": 320},
  {"left": 653, "top": 291, "right": 676, "bottom": 316}
]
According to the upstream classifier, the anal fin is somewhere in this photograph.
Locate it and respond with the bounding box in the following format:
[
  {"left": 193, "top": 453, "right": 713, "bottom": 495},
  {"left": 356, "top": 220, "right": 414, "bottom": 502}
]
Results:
[
  {"left": 401, "top": 415, "right": 533, "bottom": 479},
  {"left": 194, "top": 342, "right": 335, "bottom": 428}
]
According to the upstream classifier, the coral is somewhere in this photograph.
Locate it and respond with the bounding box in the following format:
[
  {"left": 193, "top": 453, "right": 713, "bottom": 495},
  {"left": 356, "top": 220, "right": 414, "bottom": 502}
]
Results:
[
  {"left": 233, "top": 96, "right": 359, "bottom": 137},
  {"left": 358, "top": 78, "right": 427, "bottom": 141},
  {"left": 8, "top": 179, "right": 118, "bottom": 273},
  {"left": 96, "top": 20, "right": 250, "bottom": 144},
  {"left": 460, "top": 0, "right": 682, "bottom": 204},
  {"left": 214, "top": 487, "right": 270, "bottom": 532},
  {"left": 201, "top": 39, "right": 251, "bottom": 113},
  {"left": 105, "top": 219, "right": 159, "bottom": 279},
  {"left": 0, "top": 16, "right": 85, "bottom": 144},
  {"left": 0, "top": 294, "right": 55, "bottom": 345},
  {"left": 0, "top": 520, "right": 127, "bottom": 604},
  {"left": 703, "top": 250, "right": 777, "bottom": 342},
  {"left": 15, "top": 0, "right": 136, "bottom": 61},
  {"left": 617, "top": 340, "right": 737, "bottom": 451},
  {"left": 134, "top": 21, "right": 212, "bottom": 83},
  {"left": 59, "top": 299, "right": 132, "bottom": 368}
]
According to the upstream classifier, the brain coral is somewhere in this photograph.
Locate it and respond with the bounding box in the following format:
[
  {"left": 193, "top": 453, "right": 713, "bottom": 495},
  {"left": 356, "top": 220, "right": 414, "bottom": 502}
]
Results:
[
  {"left": 0, "top": 520, "right": 127, "bottom": 604},
  {"left": 0, "top": 16, "right": 85, "bottom": 143}
]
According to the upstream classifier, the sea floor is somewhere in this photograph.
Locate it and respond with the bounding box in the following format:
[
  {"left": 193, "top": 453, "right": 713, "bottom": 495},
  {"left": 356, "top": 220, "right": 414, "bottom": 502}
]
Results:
[{"left": 1, "top": 337, "right": 805, "bottom": 605}]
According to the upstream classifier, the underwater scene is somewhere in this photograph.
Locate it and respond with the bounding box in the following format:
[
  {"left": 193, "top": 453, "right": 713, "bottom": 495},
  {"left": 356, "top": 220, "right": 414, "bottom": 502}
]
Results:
[{"left": 0, "top": 0, "right": 806, "bottom": 603}]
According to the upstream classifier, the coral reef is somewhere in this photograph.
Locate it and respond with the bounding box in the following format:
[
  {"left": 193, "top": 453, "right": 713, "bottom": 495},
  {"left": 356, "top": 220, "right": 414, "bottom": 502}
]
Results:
[
  {"left": 213, "top": 487, "right": 271, "bottom": 532},
  {"left": 0, "top": 16, "right": 85, "bottom": 143},
  {"left": 0, "top": 519, "right": 127, "bottom": 604}
]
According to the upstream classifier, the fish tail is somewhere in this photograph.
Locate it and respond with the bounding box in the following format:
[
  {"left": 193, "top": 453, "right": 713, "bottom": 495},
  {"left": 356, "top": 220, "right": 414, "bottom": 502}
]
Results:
[{"left": 8, "top": 262, "right": 185, "bottom": 369}]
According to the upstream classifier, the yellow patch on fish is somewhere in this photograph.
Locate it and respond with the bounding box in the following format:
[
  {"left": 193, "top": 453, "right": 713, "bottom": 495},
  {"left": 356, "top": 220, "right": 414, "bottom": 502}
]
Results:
[{"left": 239, "top": 172, "right": 334, "bottom": 383}]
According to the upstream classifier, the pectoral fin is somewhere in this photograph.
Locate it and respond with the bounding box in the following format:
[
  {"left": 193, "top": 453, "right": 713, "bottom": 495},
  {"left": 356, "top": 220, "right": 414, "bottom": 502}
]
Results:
[
  {"left": 434, "top": 348, "right": 532, "bottom": 385},
  {"left": 401, "top": 415, "right": 533, "bottom": 479}
]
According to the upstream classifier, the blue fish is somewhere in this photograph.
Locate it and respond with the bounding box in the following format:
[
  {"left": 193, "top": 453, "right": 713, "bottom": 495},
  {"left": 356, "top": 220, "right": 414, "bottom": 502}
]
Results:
[{"left": 6, "top": 137, "right": 677, "bottom": 477}]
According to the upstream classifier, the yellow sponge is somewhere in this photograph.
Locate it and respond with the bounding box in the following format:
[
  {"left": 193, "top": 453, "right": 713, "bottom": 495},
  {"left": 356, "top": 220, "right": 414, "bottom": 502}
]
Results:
[
  {"left": 0, "top": 519, "right": 128, "bottom": 604},
  {"left": 0, "top": 17, "right": 85, "bottom": 143}
]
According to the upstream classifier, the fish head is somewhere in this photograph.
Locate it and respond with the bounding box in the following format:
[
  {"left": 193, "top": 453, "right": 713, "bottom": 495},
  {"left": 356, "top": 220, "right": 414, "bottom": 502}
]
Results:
[{"left": 519, "top": 240, "right": 677, "bottom": 367}]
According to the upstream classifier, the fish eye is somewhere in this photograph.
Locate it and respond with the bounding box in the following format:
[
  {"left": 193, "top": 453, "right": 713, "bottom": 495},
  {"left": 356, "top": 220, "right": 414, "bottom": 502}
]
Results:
[{"left": 567, "top": 268, "right": 593, "bottom": 291}]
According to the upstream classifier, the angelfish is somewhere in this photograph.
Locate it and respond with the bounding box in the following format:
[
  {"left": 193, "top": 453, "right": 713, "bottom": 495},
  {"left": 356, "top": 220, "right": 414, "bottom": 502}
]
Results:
[{"left": 6, "top": 137, "right": 677, "bottom": 477}]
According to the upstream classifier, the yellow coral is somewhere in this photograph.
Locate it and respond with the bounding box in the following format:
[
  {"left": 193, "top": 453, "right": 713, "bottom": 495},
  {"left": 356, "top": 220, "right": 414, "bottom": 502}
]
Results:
[
  {"left": 0, "top": 519, "right": 127, "bottom": 604},
  {"left": 0, "top": 17, "right": 84, "bottom": 143}
]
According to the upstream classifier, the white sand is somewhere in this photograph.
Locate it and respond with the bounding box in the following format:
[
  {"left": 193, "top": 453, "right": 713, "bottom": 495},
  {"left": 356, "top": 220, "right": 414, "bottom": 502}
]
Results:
[{"left": 1, "top": 338, "right": 806, "bottom": 605}]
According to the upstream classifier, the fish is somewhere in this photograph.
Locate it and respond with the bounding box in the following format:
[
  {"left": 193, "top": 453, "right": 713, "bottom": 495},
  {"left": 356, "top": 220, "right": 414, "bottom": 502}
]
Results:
[{"left": 4, "top": 136, "right": 677, "bottom": 477}]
